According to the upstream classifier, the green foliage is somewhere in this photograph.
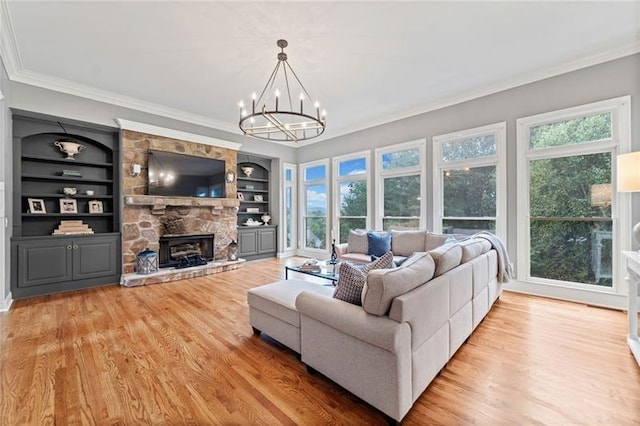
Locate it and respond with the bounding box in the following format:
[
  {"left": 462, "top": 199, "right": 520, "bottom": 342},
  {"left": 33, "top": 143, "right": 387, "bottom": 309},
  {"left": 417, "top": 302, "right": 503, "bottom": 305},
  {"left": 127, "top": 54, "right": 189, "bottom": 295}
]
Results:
[
  {"left": 442, "top": 135, "right": 496, "bottom": 162},
  {"left": 443, "top": 166, "right": 496, "bottom": 217},
  {"left": 384, "top": 175, "right": 421, "bottom": 218},
  {"left": 529, "top": 112, "right": 611, "bottom": 149},
  {"left": 528, "top": 114, "right": 613, "bottom": 286}
]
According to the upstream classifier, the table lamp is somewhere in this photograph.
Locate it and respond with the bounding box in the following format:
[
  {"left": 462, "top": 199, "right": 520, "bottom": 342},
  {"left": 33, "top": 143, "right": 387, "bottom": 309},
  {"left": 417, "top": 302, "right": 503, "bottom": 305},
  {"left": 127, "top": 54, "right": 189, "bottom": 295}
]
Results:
[{"left": 617, "top": 152, "right": 640, "bottom": 247}]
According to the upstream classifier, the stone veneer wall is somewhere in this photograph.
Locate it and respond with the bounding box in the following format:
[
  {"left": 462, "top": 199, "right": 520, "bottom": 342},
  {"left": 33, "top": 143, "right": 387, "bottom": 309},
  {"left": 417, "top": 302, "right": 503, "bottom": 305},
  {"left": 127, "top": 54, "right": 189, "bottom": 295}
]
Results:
[{"left": 121, "top": 130, "right": 237, "bottom": 274}]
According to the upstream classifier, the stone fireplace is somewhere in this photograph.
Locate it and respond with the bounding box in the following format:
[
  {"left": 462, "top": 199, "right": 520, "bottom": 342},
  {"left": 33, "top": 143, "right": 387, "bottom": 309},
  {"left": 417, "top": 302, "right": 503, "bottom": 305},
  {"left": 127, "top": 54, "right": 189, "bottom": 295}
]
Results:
[{"left": 119, "top": 128, "right": 243, "bottom": 286}]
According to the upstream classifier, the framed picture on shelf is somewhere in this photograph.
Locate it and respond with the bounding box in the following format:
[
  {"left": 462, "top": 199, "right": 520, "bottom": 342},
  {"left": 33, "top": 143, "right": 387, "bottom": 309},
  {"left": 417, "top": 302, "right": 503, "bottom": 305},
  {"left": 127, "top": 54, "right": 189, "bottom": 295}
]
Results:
[
  {"left": 28, "top": 198, "right": 46, "bottom": 214},
  {"left": 237, "top": 193, "right": 245, "bottom": 201},
  {"left": 89, "top": 200, "right": 104, "bottom": 214},
  {"left": 253, "top": 195, "right": 263, "bottom": 202},
  {"left": 59, "top": 199, "right": 78, "bottom": 214}
]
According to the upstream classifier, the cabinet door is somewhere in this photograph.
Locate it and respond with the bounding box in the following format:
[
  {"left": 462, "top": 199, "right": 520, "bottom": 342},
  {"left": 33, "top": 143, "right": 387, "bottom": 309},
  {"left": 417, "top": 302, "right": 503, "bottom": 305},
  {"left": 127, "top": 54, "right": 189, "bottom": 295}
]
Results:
[
  {"left": 258, "top": 228, "right": 276, "bottom": 253},
  {"left": 16, "top": 239, "right": 73, "bottom": 287},
  {"left": 238, "top": 229, "right": 258, "bottom": 257},
  {"left": 72, "top": 236, "right": 118, "bottom": 280}
]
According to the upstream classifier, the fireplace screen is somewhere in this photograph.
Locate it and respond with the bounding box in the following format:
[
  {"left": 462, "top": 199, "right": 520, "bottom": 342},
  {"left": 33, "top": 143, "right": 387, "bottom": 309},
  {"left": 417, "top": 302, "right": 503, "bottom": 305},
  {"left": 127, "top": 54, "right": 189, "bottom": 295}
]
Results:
[{"left": 159, "top": 234, "right": 214, "bottom": 268}]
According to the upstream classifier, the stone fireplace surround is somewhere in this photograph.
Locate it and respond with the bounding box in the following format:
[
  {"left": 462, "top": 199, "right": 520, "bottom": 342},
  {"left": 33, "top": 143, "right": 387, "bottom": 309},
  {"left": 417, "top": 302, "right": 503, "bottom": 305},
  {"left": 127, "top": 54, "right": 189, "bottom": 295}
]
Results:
[{"left": 120, "top": 128, "right": 244, "bottom": 286}]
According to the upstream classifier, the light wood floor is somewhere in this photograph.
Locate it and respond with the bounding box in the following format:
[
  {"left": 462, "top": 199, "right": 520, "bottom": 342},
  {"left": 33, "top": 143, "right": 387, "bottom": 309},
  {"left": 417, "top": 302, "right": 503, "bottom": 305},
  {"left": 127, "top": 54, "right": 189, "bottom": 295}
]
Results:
[{"left": 1, "top": 257, "right": 639, "bottom": 425}]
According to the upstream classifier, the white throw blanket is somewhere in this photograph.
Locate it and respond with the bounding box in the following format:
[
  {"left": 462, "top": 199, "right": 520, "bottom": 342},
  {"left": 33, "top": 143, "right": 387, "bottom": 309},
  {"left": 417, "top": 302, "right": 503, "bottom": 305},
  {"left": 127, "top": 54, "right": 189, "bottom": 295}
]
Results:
[{"left": 468, "top": 231, "right": 514, "bottom": 283}]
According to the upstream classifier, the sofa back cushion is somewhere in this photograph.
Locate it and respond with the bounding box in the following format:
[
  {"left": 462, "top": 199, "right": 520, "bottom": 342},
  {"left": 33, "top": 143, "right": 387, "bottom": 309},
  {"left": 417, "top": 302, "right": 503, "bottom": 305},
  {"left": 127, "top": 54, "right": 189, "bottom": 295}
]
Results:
[
  {"left": 362, "top": 252, "right": 435, "bottom": 316},
  {"left": 459, "top": 238, "right": 492, "bottom": 263},
  {"left": 429, "top": 242, "right": 462, "bottom": 276},
  {"left": 347, "top": 230, "right": 369, "bottom": 254},
  {"left": 390, "top": 229, "right": 427, "bottom": 257},
  {"left": 424, "top": 232, "right": 466, "bottom": 251}
]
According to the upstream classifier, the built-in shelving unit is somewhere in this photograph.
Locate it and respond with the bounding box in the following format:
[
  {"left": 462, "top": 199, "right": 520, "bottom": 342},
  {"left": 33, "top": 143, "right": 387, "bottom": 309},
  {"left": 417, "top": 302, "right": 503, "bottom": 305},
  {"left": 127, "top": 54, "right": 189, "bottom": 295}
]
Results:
[
  {"left": 237, "top": 155, "right": 276, "bottom": 260},
  {"left": 11, "top": 112, "right": 121, "bottom": 298}
]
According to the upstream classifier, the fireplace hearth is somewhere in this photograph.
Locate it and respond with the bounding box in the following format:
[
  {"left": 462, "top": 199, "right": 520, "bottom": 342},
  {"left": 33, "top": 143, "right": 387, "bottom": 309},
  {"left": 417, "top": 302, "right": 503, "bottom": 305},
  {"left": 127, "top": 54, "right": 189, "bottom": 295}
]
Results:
[{"left": 159, "top": 234, "right": 214, "bottom": 268}]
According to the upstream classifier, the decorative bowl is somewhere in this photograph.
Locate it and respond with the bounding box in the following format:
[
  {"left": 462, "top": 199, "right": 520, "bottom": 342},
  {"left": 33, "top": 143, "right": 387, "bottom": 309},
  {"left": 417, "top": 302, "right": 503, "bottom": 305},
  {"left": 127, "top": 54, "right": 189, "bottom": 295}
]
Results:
[
  {"left": 54, "top": 140, "right": 85, "bottom": 160},
  {"left": 62, "top": 187, "right": 77, "bottom": 196}
]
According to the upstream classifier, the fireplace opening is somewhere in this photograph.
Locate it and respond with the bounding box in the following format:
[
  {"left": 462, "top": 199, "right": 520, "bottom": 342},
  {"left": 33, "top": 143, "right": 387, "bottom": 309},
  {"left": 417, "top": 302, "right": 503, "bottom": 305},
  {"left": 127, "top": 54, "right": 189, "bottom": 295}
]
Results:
[{"left": 159, "top": 234, "right": 214, "bottom": 269}]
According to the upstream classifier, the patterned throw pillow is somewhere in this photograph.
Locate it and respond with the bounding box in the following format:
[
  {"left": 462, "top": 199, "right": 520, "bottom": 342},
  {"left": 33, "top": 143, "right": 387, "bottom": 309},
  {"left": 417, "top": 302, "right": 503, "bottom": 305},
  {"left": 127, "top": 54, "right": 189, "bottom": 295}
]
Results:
[{"left": 334, "top": 252, "right": 394, "bottom": 305}]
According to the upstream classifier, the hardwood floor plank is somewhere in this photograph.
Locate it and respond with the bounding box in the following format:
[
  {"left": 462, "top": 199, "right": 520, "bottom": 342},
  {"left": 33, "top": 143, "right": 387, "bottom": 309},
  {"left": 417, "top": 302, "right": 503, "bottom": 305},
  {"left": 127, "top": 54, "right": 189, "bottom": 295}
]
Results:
[{"left": 1, "top": 257, "right": 639, "bottom": 424}]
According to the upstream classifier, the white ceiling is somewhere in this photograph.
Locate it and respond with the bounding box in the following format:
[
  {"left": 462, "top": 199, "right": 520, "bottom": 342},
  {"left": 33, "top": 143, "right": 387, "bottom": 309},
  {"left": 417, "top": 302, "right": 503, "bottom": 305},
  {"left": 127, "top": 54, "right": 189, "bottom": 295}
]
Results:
[{"left": 4, "top": 1, "right": 640, "bottom": 144}]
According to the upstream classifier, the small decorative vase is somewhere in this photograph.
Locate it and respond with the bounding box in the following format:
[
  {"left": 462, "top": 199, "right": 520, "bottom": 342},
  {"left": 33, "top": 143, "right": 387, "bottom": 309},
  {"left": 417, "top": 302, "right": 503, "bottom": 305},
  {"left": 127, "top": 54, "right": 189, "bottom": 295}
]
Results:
[
  {"left": 54, "top": 140, "right": 85, "bottom": 160},
  {"left": 261, "top": 214, "right": 271, "bottom": 224}
]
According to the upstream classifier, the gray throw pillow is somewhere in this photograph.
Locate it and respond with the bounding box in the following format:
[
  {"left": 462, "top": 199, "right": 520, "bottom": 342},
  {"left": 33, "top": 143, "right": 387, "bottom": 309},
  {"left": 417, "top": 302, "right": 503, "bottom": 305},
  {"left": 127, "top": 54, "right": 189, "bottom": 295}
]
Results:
[{"left": 333, "top": 251, "right": 394, "bottom": 305}]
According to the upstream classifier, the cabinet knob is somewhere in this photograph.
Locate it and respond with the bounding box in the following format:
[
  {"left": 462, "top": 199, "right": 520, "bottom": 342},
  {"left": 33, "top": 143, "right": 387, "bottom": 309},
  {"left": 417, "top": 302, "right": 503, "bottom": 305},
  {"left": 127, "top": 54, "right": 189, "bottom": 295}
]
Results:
[
  {"left": 67, "top": 245, "right": 72, "bottom": 250},
  {"left": 73, "top": 245, "right": 79, "bottom": 250}
]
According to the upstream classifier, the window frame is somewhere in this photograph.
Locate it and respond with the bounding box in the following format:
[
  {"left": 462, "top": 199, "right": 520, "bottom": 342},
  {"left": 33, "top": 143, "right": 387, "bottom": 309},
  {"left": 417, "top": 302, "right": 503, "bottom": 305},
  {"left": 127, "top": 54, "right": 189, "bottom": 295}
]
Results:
[
  {"left": 281, "top": 162, "right": 297, "bottom": 254},
  {"left": 374, "top": 139, "right": 427, "bottom": 230},
  {"left": 516, "top": 96, "right": 631, "bottom": 296},
  {"left": 299, "top": 158, "right": 330, "bottom": 255},
  {"left": 332, "top": 150, "right": 371, "bottom": 244},
  {"left": 432, "top": 122, "right": 507, "bottom": 241}
]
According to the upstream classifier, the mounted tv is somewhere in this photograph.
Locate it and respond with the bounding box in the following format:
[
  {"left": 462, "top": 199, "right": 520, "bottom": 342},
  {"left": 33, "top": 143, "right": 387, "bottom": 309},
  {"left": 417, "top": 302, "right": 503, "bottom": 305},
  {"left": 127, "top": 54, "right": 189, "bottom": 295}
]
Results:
[{"left": 147, "top": 150, "right": 226, "bottom": 198}]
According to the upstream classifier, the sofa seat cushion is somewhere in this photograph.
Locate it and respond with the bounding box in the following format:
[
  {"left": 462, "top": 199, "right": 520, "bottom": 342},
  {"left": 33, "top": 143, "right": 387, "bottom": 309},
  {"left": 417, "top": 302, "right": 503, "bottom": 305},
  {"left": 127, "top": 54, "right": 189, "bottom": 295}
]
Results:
[
  {"left": 362, "top": 252, "right": 436, "bottom": 316},
  {"left": 334, "top": 252, "right": 394, "bottom": 305},
  {"left": 248, "top": 279, "right": 334, "bottom": 327},
  {"left": 390, "top": 230, "right": 427, "bottom": 257},
  {"left": 339, "top": 252, "right": 371, "bottom": 263},
  {"left": 429, "top": 243, "right": 463, "bottom": 276}
]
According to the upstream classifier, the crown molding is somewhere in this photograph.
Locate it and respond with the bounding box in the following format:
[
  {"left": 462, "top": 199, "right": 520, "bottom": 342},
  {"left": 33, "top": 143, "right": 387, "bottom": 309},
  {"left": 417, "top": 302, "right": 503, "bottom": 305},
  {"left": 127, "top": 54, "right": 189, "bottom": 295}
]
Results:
[
  {"left": 11, "top": 68, "right": 241, "bottom": 134},
  {"left": 314, "top": 40, "right": 640, "bottom": 146},
  {"left": 0, "top": 0, "right": 21, "bottom": 77},
  {"left": 116, "top": 118, "right": 242, "bottom": 151}
]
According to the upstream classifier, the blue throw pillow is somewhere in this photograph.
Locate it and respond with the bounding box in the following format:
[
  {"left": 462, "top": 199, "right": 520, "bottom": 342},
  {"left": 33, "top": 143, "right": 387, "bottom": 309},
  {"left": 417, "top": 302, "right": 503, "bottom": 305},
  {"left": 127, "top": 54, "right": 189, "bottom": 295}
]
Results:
[{"left": 367, "top": 232, "right": 391, "bottom": 257}]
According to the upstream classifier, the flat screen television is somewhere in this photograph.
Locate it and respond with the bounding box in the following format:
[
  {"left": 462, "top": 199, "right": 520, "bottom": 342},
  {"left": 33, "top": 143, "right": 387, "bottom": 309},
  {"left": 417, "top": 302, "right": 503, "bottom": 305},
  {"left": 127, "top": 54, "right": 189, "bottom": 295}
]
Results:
[{"left": 147, "top": 150, "right": 226, "bottom": 198}]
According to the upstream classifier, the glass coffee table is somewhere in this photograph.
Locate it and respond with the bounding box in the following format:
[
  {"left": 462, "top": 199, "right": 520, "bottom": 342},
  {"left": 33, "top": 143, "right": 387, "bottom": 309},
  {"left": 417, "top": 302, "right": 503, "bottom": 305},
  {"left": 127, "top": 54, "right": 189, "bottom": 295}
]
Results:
[{"left": 285, "top": 260, "right": 339, "bottom": 285}]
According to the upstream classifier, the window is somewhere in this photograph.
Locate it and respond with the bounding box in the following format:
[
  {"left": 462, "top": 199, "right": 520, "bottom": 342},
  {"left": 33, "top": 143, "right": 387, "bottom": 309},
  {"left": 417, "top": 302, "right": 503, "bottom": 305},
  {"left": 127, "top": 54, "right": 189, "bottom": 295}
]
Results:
[
  {"left": 333, "top": 151, "right": 370, "bottom": 243},
  {"left": 375, "top": 140, "right": 426, "bottom": 230},
  {"left": 282, "top": 163, "right": 297, "bottom": 252},
  {"left": 300, "top": 160, "right": 328, "bottom": 251},
  {"left": 433, "top": 123, "right": 506, "bottom": 239},
  {"left": 517, "top": 96, "right": 631, "bottom": 292}
]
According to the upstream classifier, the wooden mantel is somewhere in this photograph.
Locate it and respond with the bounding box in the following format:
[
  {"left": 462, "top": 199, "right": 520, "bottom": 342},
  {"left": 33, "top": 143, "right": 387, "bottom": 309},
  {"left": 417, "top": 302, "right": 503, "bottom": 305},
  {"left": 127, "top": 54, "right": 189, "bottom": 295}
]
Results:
[{"left": 124, "top": 195, "right": 240, "bottom": 215}]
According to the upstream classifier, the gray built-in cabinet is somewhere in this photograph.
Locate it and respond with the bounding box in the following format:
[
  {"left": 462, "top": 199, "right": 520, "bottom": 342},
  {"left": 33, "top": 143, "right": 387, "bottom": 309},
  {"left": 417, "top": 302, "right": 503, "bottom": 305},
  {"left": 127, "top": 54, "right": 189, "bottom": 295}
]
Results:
[
  {"left": 11, "top": 112, "right": 121, "bottom": 298},
  {"left": 237, "top": 155, "right": 277, "bottom": 260}
]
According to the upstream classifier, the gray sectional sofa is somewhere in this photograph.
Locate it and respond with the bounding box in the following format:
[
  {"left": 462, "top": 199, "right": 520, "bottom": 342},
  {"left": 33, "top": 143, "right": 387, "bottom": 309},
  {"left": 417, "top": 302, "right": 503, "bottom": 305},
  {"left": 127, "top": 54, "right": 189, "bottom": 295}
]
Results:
[{"left": 248, "top": 231, "right": 506, "bottom": 422}]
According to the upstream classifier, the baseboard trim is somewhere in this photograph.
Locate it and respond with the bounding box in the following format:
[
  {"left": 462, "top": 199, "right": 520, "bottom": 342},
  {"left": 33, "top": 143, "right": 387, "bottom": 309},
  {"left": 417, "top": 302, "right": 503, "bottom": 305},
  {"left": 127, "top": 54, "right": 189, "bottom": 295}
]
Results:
[
  {"left": 504, "top": 280, "right": 626, "bottom": 311},
  {"left": 0, "top": 291, "right": 13, "bottom": 312}
]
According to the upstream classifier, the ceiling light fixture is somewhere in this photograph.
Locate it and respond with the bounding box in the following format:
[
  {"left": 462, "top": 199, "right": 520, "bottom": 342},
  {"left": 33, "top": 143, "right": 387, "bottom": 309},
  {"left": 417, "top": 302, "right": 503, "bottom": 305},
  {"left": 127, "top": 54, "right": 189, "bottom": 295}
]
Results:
[{"left": 238, "top": 39, "right": 326, "bottom": 142}]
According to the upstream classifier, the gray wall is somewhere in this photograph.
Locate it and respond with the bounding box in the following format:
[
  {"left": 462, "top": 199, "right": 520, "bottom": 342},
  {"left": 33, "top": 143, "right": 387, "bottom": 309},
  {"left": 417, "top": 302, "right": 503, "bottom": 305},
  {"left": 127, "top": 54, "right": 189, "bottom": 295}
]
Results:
[
  {"left": 297, "top": 53, "right": 640, "bottom": 264},
  {"left": 1, "top": 56, "right": 11, "bottom": 300}
]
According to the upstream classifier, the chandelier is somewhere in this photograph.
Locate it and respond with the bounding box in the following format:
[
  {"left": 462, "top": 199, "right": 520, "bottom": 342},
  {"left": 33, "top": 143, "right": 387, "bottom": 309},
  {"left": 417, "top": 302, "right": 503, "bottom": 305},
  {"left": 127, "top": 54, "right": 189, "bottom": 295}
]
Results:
[{"left": 238, "top": 39, "right": 326, "bottom": 142}]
